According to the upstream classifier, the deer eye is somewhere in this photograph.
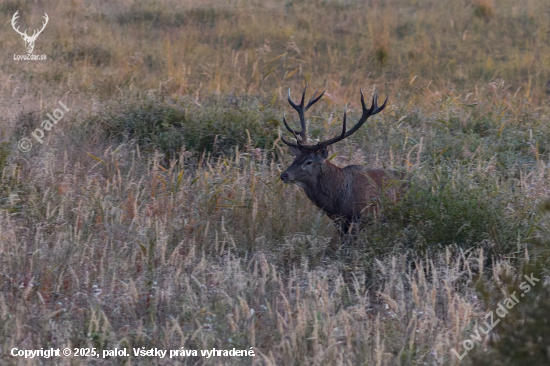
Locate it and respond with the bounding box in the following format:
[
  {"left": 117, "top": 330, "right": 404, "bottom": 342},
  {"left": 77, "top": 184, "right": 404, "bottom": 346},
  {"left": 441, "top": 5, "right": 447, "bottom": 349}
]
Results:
[{"left": 304, "top": 160, "right": 313, "bottom": 167}]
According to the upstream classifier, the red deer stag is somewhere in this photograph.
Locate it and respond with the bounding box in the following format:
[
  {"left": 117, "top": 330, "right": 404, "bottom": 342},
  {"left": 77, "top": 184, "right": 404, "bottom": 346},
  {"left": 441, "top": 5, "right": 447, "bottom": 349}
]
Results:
[{"left": 280, "top": 85, "right": 409, "bottom": 234}]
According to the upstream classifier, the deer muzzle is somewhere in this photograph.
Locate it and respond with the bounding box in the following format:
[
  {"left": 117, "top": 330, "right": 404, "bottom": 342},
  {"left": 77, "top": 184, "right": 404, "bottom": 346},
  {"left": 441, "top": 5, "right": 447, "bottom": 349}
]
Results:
[
  {"left": 280, "top": 171, "right": 291, "bottom": 183},
  {"left": 281, "top": 170, "right": 292, "bottom": 183}
]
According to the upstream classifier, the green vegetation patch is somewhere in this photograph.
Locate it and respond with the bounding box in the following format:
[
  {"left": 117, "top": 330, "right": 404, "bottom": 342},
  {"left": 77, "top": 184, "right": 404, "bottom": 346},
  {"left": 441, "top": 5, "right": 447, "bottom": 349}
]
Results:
[
  {"left": 95, "top": 94, "right": 281, "bottom": 157},
  {"left": 471, "top": 260, "right": 550, "bottom": 365}
]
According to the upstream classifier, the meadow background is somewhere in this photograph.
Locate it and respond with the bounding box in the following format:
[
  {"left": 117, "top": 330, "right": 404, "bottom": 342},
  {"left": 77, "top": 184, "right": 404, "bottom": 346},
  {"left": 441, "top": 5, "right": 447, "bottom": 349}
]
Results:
[{"left": 1, "top": 0, "right": 550, "bottom": 364}]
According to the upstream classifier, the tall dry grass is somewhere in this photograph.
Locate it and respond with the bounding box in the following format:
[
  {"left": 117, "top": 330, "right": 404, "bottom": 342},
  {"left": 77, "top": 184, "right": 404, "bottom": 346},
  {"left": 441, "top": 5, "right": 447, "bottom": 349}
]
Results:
[{"left": 1, "top": 0, "right": 550, "bottom": 365}]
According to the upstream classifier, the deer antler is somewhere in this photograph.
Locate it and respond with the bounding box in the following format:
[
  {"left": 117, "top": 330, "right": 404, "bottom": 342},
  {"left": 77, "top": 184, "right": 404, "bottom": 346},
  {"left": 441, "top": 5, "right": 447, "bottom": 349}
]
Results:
[
  {"left": 281, "top": 88, "right": 388, "bottom": 151},
  {"left": 314, "top": 90, "right": 388, "bottom": 149},
  {"left": 32, "top": 13, "right": 50, "bottom": 37},
  {"left": 281, "top": 84, "right": 325, "bottom": 146},
  {"left": 11, "top": 11, "right": 27, "bottom": 37},
  {"left": 30, "top": 13, "right": 49, "bottom": 40},
  {"left": 11, "top": 11, "right": 48, "bottom": 40}
]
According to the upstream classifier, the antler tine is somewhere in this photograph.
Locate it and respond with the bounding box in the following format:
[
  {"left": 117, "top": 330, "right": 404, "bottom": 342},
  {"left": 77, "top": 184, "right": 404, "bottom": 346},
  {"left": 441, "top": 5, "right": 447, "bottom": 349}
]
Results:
[
  {"left": 11, "top": 11, "right": 28, "bottom": 37},
  {"left": 280, "top": 131, "right": 300, "bottom": 149},
  {"left": 305, "top": 89, "right": 325, "bottom": 111},
  {"left": 286, "top": 85, "right": 303, "bottom": 110},
  {"left": 375, "top": 95, "right": 389, "bottom": 114},
  {"left": 341, "top": 104, "right": 348, "bottom": 138},
  {"left": 361, "top": 88, "right": 375, "bottom": 116},
  {"left": 300, "top": 83, "right": 307, "bottom": 107},
  {"left": 282, "top": 112, "right": 297, "bottom": 135},
  {"left": 280, "top": 110, "right": 303, "bottom": 149},
  {"left": 328, "top": 103, "right": 348, "bottom": 144}
]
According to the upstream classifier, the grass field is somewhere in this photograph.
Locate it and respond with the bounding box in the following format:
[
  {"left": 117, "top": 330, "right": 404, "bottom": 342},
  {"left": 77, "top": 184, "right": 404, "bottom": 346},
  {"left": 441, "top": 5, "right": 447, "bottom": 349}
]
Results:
[{"left": 1, "top": 0, "right": 550, "bottom": 365}]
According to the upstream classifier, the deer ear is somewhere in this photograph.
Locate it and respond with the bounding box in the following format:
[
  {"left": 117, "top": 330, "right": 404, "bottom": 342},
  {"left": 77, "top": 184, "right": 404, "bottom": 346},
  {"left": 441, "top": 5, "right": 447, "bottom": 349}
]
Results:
[
  {"left": 320, "top": 148, "right": 329, "bottom": 159},
  {"left": 289, "top": 146, "right": 301, "bottom": 156}
]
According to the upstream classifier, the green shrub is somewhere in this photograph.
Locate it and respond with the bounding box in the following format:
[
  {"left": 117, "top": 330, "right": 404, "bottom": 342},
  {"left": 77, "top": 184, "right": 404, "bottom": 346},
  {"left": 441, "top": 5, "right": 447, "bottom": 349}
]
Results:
[
  {"left": 357, "top": 164, "right": 540, "bottom": 260},
  {"left": 95, "top": 94, "right": 281, "bottom": 158}
]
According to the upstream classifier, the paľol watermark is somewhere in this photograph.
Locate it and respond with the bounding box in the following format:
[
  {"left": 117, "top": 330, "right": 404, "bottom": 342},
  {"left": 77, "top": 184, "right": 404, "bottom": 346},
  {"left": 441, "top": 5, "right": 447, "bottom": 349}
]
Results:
[
  {"left": 18, "top": 101, "right": 69, "bottom": 153},
  {"left": 451, "top": 272, "right": 540, "bottom": 361},
  {"left": 12, "top": 10, "right": 48, "bottom": 60}
]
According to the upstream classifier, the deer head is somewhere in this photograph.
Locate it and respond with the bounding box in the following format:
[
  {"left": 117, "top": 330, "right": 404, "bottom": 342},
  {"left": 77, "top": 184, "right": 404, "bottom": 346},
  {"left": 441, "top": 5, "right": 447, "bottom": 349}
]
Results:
[
  {"left": 12, "top": 11, "right": 49, "bottom": 54},
  {"left": 280, "top": 85, "right": 388, "bottom": 187}
]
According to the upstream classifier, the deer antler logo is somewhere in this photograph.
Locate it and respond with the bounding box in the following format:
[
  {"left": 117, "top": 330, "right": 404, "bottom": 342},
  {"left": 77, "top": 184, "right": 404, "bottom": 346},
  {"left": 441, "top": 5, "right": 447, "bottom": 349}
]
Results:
[{"left": 11, "top": 11, "right": 49, "bottom": 54}]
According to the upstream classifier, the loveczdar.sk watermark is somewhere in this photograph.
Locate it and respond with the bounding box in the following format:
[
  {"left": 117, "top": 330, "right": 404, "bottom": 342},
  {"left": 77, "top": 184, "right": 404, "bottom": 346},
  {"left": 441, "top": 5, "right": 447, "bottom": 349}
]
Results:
[
  {"left": 451, "top": 272, "right": 540, "bottom": 361},
  {"left": 18, "top": 101, "right": 69, "bottom": 153},
  {"left": 11, "top": 10, "right": 48, "bottom": 60}
]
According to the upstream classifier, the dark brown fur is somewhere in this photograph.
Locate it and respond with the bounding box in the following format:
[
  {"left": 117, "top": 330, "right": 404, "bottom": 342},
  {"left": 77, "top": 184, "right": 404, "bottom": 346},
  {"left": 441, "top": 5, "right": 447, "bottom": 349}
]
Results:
[{"left": 281, "top": 150, "right": 409, "bottom": 233}]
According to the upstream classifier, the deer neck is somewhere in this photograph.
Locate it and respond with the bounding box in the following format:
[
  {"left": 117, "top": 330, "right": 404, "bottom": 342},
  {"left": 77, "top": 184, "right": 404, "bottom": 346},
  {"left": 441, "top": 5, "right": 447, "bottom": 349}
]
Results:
[{"left": 301, "top": 161, "right": 346, "bottom": 215}]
